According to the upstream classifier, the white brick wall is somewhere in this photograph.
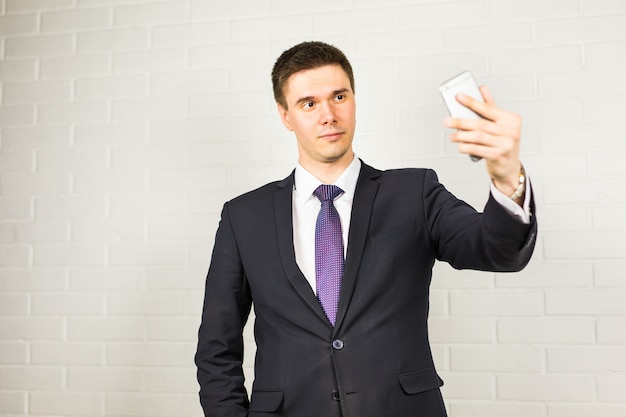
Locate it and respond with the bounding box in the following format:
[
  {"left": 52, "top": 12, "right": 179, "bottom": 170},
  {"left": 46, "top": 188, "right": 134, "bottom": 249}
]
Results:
[{"left": 1, "top": 0, "right": 625, "bottom": 416}]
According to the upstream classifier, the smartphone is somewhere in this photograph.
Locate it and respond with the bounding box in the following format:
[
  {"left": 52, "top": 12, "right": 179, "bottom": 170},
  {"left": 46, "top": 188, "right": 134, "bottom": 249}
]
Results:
[{"left": 439, "top": 71, "right": 484, "bottom": 162}]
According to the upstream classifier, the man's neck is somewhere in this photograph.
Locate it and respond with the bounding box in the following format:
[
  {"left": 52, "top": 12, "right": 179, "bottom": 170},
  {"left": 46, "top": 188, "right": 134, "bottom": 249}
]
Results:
[{"left": 300, "top": 152, "right": 355, "bottom": 184}]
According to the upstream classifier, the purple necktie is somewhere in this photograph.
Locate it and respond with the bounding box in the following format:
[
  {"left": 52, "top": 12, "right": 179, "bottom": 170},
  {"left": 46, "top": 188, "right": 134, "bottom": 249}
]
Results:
[{"left": 313, "top": 184, "right": 344, "bottom": 326}]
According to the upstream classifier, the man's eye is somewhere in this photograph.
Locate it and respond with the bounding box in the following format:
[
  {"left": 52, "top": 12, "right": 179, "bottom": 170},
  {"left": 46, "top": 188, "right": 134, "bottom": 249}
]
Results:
[
  {"left": 304, "top": 101, "right": 315, "bottom": 108},
  {"left": 336, "top": 94, "right": 345, "bottom": 101}
]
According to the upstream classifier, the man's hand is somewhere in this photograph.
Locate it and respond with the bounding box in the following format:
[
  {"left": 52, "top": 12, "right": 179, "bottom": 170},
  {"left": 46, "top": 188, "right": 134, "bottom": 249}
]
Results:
[{"left": 443, "top": 85, "right": 523, "bottom": 198}]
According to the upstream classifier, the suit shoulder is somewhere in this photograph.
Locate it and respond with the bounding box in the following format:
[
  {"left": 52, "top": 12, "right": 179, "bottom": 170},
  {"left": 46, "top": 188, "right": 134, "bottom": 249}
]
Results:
[
  {"left": 226, "top": 176, "right": 291, "bottom": 209},
  {"left": 378, "top": 167, "right": 438, "bottom": 183}
]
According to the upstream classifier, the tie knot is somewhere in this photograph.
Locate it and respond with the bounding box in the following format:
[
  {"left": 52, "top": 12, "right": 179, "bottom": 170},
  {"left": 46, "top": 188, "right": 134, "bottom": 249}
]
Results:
[{"left": 314, "top": 184, "right": 343, "bottom": 202}]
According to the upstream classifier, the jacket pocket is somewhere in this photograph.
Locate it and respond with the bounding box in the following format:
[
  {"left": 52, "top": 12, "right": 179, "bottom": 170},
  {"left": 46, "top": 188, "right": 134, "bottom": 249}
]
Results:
[
  {"left": 249, "top": 391, "right": 284, "bottom": 413},
  {"left": 397, "top": 367, "right": 444, "bottom": 395}
]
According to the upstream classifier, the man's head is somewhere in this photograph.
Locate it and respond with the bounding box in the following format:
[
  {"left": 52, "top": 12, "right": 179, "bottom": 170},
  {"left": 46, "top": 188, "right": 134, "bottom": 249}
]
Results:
[
  {"left": 272, "top": 41, "right": 355, "bottom": 109},
  {"left": 271, "top": 42, "right": 357, "bottom": 176}
]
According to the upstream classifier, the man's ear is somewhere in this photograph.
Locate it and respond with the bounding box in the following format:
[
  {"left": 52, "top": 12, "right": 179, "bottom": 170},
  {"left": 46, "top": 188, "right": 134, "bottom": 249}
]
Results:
[{"left": 277, "top": 103, "right": 293, "bottom": 131}]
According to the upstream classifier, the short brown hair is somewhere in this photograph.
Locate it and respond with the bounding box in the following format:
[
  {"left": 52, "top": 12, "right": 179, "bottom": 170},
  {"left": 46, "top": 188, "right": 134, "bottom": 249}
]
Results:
[{"left": 271, "top": 41, "right": 355, "bottom": 109}]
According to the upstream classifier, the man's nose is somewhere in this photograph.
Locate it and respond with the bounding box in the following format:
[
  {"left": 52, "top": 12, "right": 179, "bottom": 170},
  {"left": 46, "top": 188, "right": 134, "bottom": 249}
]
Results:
[{"left": 319, "top": 102, "right": 336, "bottom": 124}]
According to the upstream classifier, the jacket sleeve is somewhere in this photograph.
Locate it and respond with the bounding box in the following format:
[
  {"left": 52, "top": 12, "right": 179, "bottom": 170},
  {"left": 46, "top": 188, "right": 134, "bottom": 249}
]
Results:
[
  {"left": 422, "top": 169, "right": 537, "bottom": 272},
  {"left": 195, "top": 202, "right": 252, "bottom": 417}
]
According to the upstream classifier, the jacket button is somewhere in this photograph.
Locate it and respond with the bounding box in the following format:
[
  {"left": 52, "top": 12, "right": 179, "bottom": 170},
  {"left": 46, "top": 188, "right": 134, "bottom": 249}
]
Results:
[
  {"left": 332, "top": 339, "right": 344, "bottom": 350},
  {"left": 331, "top": 390, "right": 340, "bottom": 401}
]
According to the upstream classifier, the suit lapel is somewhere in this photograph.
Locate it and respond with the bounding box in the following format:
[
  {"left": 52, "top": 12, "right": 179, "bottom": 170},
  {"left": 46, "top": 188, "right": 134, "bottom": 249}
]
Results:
[
  {"left": 274, "top": 172, "right": 330, "bottom": 325},
  {"left": 334, "top": 162, "right": 381, "bottom": 331}
]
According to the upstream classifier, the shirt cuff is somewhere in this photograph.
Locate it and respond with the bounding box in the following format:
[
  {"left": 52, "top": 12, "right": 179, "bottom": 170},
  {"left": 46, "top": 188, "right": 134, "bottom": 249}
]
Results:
[{"left": 490, "top": 175, "right": 532, "bottom": 224}]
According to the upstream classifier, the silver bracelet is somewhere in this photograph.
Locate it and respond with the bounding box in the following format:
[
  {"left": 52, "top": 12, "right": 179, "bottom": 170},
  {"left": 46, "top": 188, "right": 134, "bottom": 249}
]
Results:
[{"left": 509, "top": 164, "right": 526, "bottom": 200}]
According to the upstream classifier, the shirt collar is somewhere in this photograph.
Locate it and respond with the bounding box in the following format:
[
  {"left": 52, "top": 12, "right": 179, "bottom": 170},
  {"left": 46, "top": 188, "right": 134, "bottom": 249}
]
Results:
[{"left": 294, "top": 156, "right": 361, "bottom": 205}]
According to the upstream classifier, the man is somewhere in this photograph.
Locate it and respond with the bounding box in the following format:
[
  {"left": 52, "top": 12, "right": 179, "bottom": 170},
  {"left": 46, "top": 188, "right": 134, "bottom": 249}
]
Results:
[{"left": 195, "top": 41, "right": 536, "bottom": 417}]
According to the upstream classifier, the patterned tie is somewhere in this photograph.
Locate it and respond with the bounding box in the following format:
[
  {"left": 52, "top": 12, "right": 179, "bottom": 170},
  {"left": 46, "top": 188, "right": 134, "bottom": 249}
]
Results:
[{"left": 313, "top": 184, "right": 344, "bottom": 326}]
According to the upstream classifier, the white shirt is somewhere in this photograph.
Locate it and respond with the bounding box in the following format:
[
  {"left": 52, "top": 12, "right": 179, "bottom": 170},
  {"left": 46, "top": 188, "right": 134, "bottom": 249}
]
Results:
[{"left": 292, "top": 156, "right": 531, "bottom": 293}]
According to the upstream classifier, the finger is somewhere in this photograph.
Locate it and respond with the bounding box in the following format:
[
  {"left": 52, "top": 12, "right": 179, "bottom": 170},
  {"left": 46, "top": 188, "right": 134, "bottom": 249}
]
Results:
[{"left": 479, "top": 85, "right": 495, "bottom": 105}]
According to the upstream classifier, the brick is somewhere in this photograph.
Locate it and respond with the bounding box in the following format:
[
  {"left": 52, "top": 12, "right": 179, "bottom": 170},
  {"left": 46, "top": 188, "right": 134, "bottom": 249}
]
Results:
[
  {"left": 68, "top": 317, "right": 145, "bottom": 341},
  {"left": 35, "top": 195, "right": 107, "bottom": 219},
  {"left": 429, "top": 318, "right": 495, "bottom": 343},
  {"left": 33, "top": 243, "right": 106, "bottom": 267},
  {"left": 146, "top": 368, "right": 198, "bottom": 392},
  {"left": 1, "top": 173, "right": 71, "bottom": 196},
  {"left": 586, "top": 41, "right": 626, "bottom": 69},
  {"left": 38, "top": 101, "right": 109, "bottom": 124},
  {"left": 72, "top": 217, "right": 146, "bottom": 241},
  {"left": 106, "top": 393, "right": 183, "bottom": 417},
  {"left": 0, "top": 267, "right": 67, "bottom": 290},
  {"left": 581, "top": 0, "right": 626, "bottom": 14},
  {"left": 108, "top": 242, "right": 186, "bottom": 266},
  {"left": 593, "top": 206, "right": 626, "bottom": 231},
  {"left": 190, "top": 42, "right": 269, "bottom": 70},
  {"left": 37, "top": 148, "right": 108, "bottom": 172},
  {"left": 111, "top": 96, "right": 187, "bottom": 121},
  {"left": 546, "top": 289, "right": 626, "bottom": 315},
  {"left": 112, "top": 48, "right": 185, "bottom": 74},
  {"left": 548, "top": 404, "right": 626, "bottom": 417},
  {"left": 491, "top": 46, "right": 581, "bottom": 74},
  {"left": 587, "top": 96, "right": 626, "bottom": 123},
  {"left": 110, "top": 193, "right": 186, "bottom": 217},
  {"left": 548, "top": 347, "right": 626, "bottom": 372},
  {"left": 29, "top": 391, "right": 104, "bottom": 416},
  {"left": 438, "top": 371, "right": 494, "bottom": 399},
  {"left": 72, "top": 170, "right": 148, "bottom": 193},
  {"left": 146, "top": 266, "right": 206, "bottom": 290},
  {"left": 399, "top": 52, "right": 489, "bottom": 81},
  {"left": 40, "top": 54, "right": 111, "bottom": 79},
  {"left": 6, "top": 0, "right": 74, "bottom": 13},
  {"left": 68, "top": 367, "right": 144, "bottom": 391},
  {"left": 443, "top": 22, "right": 532, "bottom": 51},
  {"left": 498, "top": 318, "right": 594, "bottom": 344},
  {"left": 536, "top": 15, "right": 626, "bottom": 44},
  {"left": 545, "top": 232, "right": 626, "bottom": 259},
  {"left": 448, "top": 402, "right": 546, "bottom": 417},
  {"left": 74, "top": 121, "right": 147, "bottom": 146},
  {"left": 114, "top": 1, "right": 187, "bottom": 27},
  {"left": 0, "top": 105, "right": 35, "bottom": 126},
  {"left": 536, "top": 205, "right": 589, "bottom": 232},
  {"left": 5, "top": 34, "right": 74, "bottom": 58},
  {"left": 107, "top": 342, "right": 196, "bottom": 366},
  {"left": 597, "top": 375, "right": 626, "bottom": 402},
  {"left": 452, "top": 345, "right": 544, "bottom": 372},
  {"left": 150, "top": 167, "right": 227, "bottom": 192},
  {"left": 398, "top": 1, "right": 487, "bottom": 28},
  {"left": 0, "top": 150, "right": 35, "bottom": 173},
  {"left": 497, "top": 374, "right": 594, "bottom": 401},
  {"left": 189, "top": 91, "right": 272, "bottom": 118},
  {"left": 77, "top": 28, "right": 149, "bottom": 53},
  {"left": 0, "top": 367, "right": 64, "bottom": 390},
  {"left": 150, "top": 70, "right": 228, "bottom": 96},
  {"left": 75, "top": 74, "right": 148, "bottom": 100},
  {"left": 69, "top": 267, "right": 144, "bottom": 291},
  {"left": 0, "top": 293, "right": 29, "bottom": 315},
  {"left": 0, "top": 125, "right": 72, "bottom": 150},
  {"left": 595, "top": 261, "right": 626, "bottom": 287},
  {"left": 0, "top": 59, "right": 37, "bottom": 82},
  {"left": 232, "top": 14, "right": 313, "bottom": 42},
  {"left": 488, "top": 0, "right": 579, "bottom": 21},
  {"left": 449, "top": 289, "right": 544, "bottom": 316},
  {"left": 538, "top": 69, "right": 626, "bottom": 98},
  {"left": 0, "top": 317, "right": 64, "bottom": 340},
  {"left": 13, "top": 220, "right": 69, "bottom": 243},
  {"left": 0, "top": 392, "right": 27, "bottom": 414},
  {"left": 496, "top": 261, "right": 592, "bottom": 288},
  {"left": 107, "top": 291, "right": 185, "bottom": 316},
  {"left": 147, "top": 317, "right": 199, "bottom": 341},
  {"left": 0, "top": 197, "right": 32, "bottom": 220},
  {"left": 31, "top": 291, "right": 104, "bottom": 315},
  {"left": 2, "top": 80, "right": 72, "bottom": 104},
  {"left": 0, "top": 342, "right": 28, "bottom": 364},
  {"left": 189, "top": 141, "right": 271, "bottom": 165},
  {"left": 544, "top": 178, "right": 626, "bottom": 205},
  {"left": 149, "top": 216, "right": 213, "bottom": 240},
  {"left": 31, "top": 342, "right": 104, "bottom": 365},
  {"left": 111, "top": 144, "right": 187, "bottom": 169},
  {"left": 0, "top": 14, "right": 38, "bottom": 36},
  {"left": 152, "top": 22, "right": 229, "bottom": 48},
  {"left": 42, "top": 7, "right": 112, "bottom": 32},
  {"left": 189, "top": 0, "right": 269, "bottom": 20},
  {"left": 149, "top": 117, "right": 227, "bottom": 143}
]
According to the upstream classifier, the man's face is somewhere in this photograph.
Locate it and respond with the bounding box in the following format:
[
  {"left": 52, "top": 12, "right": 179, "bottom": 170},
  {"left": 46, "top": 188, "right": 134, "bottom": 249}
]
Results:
[{"left": 277, "top": 64, "right": 356, "bottom": 171}]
